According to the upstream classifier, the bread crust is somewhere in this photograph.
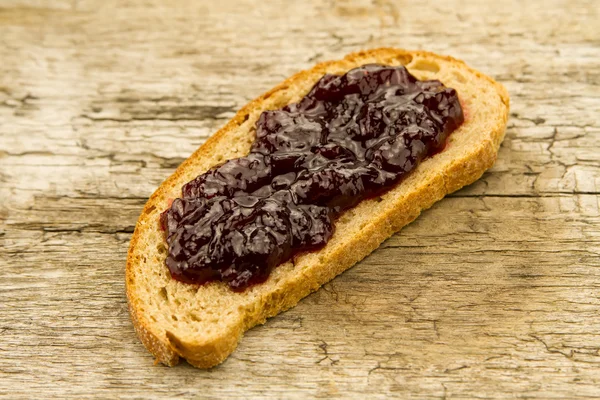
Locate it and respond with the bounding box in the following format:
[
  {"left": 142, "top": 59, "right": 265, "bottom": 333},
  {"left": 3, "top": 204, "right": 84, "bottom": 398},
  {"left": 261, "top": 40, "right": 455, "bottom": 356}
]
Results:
[{"left": 126, "top": 48, "right": 509, "bottom": 368}]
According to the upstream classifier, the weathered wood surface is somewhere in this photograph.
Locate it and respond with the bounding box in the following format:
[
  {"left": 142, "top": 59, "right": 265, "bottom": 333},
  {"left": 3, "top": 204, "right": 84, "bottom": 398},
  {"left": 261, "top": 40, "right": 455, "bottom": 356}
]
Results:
[{"left": 1, "top": 0, "right": 599, "bottom": 398}]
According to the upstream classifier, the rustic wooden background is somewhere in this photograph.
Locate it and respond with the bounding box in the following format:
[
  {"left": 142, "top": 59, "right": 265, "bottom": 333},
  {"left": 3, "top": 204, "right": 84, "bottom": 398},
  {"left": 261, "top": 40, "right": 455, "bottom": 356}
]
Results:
[{"left": 1, "top": 0, "right": 599, "bottom": 398}]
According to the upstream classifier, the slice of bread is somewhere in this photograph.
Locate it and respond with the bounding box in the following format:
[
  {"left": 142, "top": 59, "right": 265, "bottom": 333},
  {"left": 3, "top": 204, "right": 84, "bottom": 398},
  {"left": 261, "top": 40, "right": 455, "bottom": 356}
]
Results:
[{"left": 126, "top": 48, "right": 509, "bottom": 368}]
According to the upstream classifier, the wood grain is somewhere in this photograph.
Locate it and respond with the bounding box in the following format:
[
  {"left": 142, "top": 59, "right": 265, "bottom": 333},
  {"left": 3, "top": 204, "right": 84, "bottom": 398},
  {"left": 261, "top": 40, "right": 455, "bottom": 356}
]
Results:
[{"left": 1, "top": 0, "right": 599, "bottom": 398}]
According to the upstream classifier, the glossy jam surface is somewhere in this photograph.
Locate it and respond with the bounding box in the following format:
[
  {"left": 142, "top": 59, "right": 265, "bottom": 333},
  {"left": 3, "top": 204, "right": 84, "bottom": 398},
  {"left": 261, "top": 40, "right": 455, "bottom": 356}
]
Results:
[{"left": 161, "top": 65, "right": 464, "bottom": 291}]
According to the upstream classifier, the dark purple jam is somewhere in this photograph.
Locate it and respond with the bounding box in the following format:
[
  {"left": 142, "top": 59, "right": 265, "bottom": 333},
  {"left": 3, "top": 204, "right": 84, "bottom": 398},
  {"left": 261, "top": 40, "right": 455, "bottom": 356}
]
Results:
[{"left": 161, "top": 65, "right": 464, "bottom": 291}]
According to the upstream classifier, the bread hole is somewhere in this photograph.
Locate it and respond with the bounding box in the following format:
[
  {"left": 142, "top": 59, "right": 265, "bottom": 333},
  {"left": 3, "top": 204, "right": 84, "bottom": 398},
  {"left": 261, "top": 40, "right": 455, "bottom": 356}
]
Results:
[
  {"left": 453, "top": 71, "right": 467, "bottom": 84},
  {"left": 171, "top": 315, "right": 178, "bottom": 321},
  {"left": 159, "top": 287, "right": 169, "bottom": 302},
  {"left": 396, "top": 54, "right": 413, "bottom": 65},
  {"left": 145, "top": 205, "right": 156, "bottom": 214},
  {"left": 242, "top": 113, "right": 249, "bottom": 122},
  {"left": 157, "top": 243, "right": 167, "bottom": 255},
  {"left": 337, "top": 213, "right": 350, "bottom": 224},
  {"left": 376, "top": 196, "right": 384, "bottom": 203},
  {"left": 412, "top": 59, "right": 440, "bottom": 73},
  {"left": 216, "top": 155, "right": 224, "bottom": 162},
  {"left": 190, "top": 313, "right": 201, "bottom": 322}
]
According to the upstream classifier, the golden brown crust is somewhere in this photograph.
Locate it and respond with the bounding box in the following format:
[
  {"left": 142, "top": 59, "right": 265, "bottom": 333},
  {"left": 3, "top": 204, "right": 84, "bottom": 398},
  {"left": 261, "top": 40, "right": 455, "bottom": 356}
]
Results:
[{"left": 126, "top": 48, "right": 509, "bottom": 368}]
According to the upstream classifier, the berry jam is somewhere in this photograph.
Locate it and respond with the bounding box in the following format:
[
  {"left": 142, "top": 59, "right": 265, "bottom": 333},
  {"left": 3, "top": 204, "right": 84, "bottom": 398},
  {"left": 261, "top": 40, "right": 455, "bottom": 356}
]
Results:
[{"left": 161, "top": 65, "right": 464, "bottom": 291}]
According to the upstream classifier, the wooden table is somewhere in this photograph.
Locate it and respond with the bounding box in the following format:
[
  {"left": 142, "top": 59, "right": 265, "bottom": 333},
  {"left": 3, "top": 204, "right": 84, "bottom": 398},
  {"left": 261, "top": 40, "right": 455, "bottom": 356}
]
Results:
[{"left": 1, "top": 0, "right": 599, "bottom": 398}]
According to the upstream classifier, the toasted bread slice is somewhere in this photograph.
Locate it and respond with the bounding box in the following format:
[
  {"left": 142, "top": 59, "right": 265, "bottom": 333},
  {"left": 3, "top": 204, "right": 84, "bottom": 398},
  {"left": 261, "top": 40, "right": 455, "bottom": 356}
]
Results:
[{"left": 126, "top": 48, "right": 509, "bottom": 368}]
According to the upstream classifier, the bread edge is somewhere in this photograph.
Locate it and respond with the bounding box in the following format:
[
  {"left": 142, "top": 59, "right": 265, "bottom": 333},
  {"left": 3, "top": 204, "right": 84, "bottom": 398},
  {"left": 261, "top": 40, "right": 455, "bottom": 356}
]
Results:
[{"left": 126, "top": 48, "right": 510, "bottom": 368}]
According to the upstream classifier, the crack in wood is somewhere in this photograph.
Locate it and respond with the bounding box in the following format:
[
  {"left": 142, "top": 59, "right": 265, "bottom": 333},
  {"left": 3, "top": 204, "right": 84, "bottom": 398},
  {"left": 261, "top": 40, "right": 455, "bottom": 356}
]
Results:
[
  {"left": 316, "top": 340, "right": 340, "bottom": 366},
  {"left": 79, "top": 104, "right": 235, "bottom": 123}
]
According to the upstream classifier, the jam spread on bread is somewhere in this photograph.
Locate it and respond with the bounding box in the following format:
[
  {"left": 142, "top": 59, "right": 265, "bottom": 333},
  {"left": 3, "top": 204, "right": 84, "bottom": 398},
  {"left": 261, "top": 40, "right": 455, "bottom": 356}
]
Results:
[{"left": 160, "top": 65, "right": 464, "bottom": 291}]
